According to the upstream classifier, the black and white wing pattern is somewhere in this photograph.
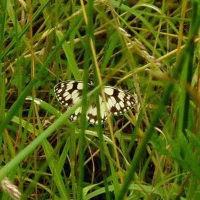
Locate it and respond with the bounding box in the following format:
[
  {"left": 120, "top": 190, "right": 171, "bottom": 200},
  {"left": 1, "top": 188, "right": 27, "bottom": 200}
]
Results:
[{"left": 54, "top": 81, "right": 137, "bottom": 124}]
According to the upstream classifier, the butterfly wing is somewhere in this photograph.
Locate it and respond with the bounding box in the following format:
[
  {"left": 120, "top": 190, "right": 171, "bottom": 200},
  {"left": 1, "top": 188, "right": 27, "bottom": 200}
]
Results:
[
  {"left": 85, "top": 86, "right": 137, "bottom": 124},
  {"left": 54, "top": 81, "right": 83, "bottom": 107},
  {"left": 104, "top": 86, "right": 136, "bottom": 115},
  {"left": 54, "top": 81, "right": 94, "bottom": 122}
]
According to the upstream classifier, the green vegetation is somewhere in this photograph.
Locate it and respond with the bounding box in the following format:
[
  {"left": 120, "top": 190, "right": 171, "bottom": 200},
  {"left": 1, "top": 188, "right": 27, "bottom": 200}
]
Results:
[{"left": 0, "top": 0, "right": 200, "bottom": 199}]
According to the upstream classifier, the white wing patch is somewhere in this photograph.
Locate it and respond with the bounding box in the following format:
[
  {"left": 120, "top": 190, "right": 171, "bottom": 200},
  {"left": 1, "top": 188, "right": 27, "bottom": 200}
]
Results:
[{"left": 54, "top": 81, "right": 136, "bottom": 124}]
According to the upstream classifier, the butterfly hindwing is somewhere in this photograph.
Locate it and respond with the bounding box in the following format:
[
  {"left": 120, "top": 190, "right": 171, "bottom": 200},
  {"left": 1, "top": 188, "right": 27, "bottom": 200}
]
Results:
[{"left": 54, "top": 81, "right": 136, "bottom": 124}]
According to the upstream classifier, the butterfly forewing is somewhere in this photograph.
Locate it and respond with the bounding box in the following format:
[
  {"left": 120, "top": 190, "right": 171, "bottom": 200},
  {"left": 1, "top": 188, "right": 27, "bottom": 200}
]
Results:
[
  {"left": 54, "top": 81, "right": 83, "bottom": 107},
  {"left": 54, "top": 81, "right": 136, "bottom": 124},
  {"left": 104, "top": 86, "right": 136, "bottom": 115}
]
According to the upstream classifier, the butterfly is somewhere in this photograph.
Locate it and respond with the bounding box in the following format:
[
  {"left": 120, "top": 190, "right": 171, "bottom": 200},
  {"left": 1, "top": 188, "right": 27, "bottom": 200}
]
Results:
[{"left": 54, "top": 81, "right": 137, "bottom": 124}]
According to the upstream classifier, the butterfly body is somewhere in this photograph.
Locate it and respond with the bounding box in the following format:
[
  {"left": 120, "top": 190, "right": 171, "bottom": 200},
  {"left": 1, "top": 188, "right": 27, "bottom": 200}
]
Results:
[{"left": 54, "top": 81, "right": 137, "bottom": 124}]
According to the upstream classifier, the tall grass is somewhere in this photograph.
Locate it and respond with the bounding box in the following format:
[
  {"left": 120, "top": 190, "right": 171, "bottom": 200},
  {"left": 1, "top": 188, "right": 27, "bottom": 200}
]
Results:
[{"left": 0, "top": 0, "right": 200, "bottom": 199}]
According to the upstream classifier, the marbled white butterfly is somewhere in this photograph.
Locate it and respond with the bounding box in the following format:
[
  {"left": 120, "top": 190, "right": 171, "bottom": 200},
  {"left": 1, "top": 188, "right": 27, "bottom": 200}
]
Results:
[{"left": 54, "top": 81, "right": 137, "bottom": 124}]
